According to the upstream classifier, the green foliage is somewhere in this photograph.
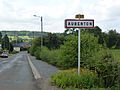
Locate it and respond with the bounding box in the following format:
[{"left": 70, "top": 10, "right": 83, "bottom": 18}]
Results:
[
  {"left": 29, "top": 45, "right": 38, "bottom": 56},
  {"left": 58, "top": 35, "right": 78, "bottom": 69},
  {"left": 34, "top": 47, "right": 41, "bottom": 59},
  {"left": 84, "top": 27, "right": 120, "bottom": 49},
  {"left": 107, "top": 30, "right": 120, "bottom": 49},
  {"left": 51, "top": 69, "right": 98, "bottom": 89},
  {"left": 34, "top": 46, "right": 62, "bottom": 66},
  {"left": 59, "top": 32, "right": 102, "bottom": 69},
  {"left": 32, "top": 37, "right": 41, "bottom": 46},
  {"left": 44, "top": 33, "right": 63, "bottom": 49},
  {"left": 0, "top": 32, "right": 2, "bottom": 43},
  {"left": 29, "top": 31, "right": 120, "bottom": 89},
  {"left": 80, "top": 32, "right": 102, "bottom": 68},
  {"left": 38, "top": 46, "right": 50, "bottom": 61},
  {"left": 2, "top": 34, "right": 10, "bottom": 50},
  {"left": 9, "top": 43, "right": 14, "bottom": 52},
  {"left": 110, "top": 49, "right": 120, "bottom": 62},
  {"left": 92, "top": 49, "right": 120, "bottom": 88}
]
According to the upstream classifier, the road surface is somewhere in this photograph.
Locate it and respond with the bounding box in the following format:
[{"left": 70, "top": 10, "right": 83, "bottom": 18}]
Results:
[
  {"left": 0, "top": 52, "right": 38, "bottom": 90},
  {"left": 0, "top": 51, "right": 59, "bottom": 90}
]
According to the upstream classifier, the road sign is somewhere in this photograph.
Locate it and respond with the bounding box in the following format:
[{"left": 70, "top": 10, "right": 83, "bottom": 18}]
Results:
[
  {"left": 64, "top": 18, "right": 95, "bottom": 75},
  {"left": 65, "top": 19, "right": 94, "bottom": 28}
]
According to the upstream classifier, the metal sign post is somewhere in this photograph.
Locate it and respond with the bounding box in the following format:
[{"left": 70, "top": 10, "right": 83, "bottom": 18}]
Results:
[
  {"left": 65, "top": 17, "right": 94, "bottom": 75},
  {"left": 78, "top": 29, "right": 80, "bottom": 75}
]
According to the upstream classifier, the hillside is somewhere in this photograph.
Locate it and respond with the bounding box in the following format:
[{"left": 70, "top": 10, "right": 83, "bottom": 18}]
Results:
[{"left": 1, "top": 30, "right": 43, "bottom": 37}]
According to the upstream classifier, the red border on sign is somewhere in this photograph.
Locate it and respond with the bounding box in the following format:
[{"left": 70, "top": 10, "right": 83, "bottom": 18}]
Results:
[{"left": 65, "top": 19, "right": 94, "bottom": 28}]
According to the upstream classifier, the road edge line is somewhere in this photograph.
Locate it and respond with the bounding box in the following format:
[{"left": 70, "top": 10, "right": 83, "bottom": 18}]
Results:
[{"left": 27, "top": 55, "right": 41, "bottom": 79}]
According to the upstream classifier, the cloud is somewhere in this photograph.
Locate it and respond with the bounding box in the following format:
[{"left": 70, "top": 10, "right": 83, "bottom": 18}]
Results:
[{"left": 0, "top": 0, "right": 120, "bottom": 32}]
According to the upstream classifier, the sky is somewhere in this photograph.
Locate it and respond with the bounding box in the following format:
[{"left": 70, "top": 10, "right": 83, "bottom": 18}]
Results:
[{"left": 0, "top": 0, "right": 120, "bottom": 33}]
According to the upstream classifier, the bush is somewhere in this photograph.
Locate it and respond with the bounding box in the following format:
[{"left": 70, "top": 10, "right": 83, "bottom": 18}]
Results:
[
  {"left": 34, "top": 47, "right": 41, "bottom": 59},
  {"left": 59, "top": 35, "right": 78, "bottom": 69},
  {"left": 59, "top": 33, "right": 102, "bottom": 69},
  {"left": 36, "top": 46, "right": 62, "bottom": 66},
  {"left": 29, "top": 45, "right": 38, "bottom": 56},
  {"left": 92, "top": 49, "right": 120, "bottom": 88},
  {"left": 29, "top": 32, "right": 119, "bottom": 89},
  {"left": 51, "top": 69, "right": 98, "bottom": 89}
]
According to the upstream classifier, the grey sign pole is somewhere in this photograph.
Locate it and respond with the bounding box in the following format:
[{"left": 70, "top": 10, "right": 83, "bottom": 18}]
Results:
[{"left": 78, "top": 29, "right": 80, "bottom": 75}]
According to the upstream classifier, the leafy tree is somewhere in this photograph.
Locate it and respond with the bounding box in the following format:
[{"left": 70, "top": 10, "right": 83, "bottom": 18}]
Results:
[
  {"left": 32, "top": 37, "right": 41, "bottom": 46},
  {"left": 2, "top": 34, "right": 10, "bottom": 50},
  {"left": 0, "top": 32, "right": 2, "bottom": 43},
  {"left": 58, "top": 35, "right": 78, "bottom": 68},
  {"left": 107, "top": 30, "right": 119, "bottom": 49},
  {"left": 58, "top": 32, "right": 102, "bottom": 69},
  {"left": 44, "top": 33, "right": 62, "bottom": 49},
  {"left": 84, "top": 26, "right": 102, "bottom": 37},
  {"left": 9, "top": 43, "right": 14, "bottom": 52}
]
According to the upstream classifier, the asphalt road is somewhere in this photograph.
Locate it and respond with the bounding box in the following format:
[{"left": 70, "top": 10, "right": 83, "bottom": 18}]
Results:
[
  {"left": 0, "top": 52, "right": 38, "bottom": 90},
  {"left": 29, "top": 55, "right": 58, "bottom": 79},
  {"left": 28, "top": 53, "right": 59, "bottom": 90}
]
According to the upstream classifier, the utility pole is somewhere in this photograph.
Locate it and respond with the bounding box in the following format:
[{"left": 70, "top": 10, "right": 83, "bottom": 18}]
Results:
[
  {"left": 41, "top": 16, "right": 43, "bottom": 47},
  {"left": 33, "top": 15, "right": 43, "bottom": 48}
]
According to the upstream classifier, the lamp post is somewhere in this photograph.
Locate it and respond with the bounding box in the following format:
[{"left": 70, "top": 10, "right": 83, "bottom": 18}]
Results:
[{"left": 33, "top": 15, "right": 43, "bottom": 47}]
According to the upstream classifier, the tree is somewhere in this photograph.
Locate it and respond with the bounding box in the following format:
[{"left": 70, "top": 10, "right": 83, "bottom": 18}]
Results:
[
  {"left": 59, "top": 32, "right": 102, "bottom": 69},
  {"left": 44, "top": 33, "right": 63, "bottom": 49},
  {"left": 107, "top": 30, "right": 119, "bottom": 49},
  {"left": 2, "top": 34, "right": 10, "bottom": 50},
  {"left": 0, "top": 32, "right": 2, "bottom": 43},
  {"left": 84, "top": 26, "right": 104, "bottom": 44},
  {"left": 9, "top": 43, "right": 14, "bottom": 52}
]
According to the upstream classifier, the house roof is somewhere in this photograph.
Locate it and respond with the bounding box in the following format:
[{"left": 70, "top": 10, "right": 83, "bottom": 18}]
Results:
[{"left": 13, "top": 42, "right": 31, "bottom": 47}]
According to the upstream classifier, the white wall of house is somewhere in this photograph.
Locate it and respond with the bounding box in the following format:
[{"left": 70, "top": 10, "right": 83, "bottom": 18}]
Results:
[{"left": 14, "top": 47, "right": 20, "bottom": 52}]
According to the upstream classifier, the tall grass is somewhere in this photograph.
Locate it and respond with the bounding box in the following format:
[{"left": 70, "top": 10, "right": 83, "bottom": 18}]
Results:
[
  {"left": 110, "top": 49, "right": 120, "bottom": 62},
  {"left": 51, "top": 68, "right": 98, "bottom": 89}
]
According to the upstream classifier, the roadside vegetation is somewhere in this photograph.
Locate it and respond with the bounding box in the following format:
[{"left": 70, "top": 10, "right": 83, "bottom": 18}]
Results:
[
  {"left": 110, "top": 49, "right": 120, "bottom": 62},
  {"left": 29, "top": 26, "right": 120, "bottom": 90}
]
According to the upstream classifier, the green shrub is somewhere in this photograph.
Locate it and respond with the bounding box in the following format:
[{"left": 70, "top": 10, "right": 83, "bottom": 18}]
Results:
[
  {"left": 48, "top": 49, "right": 62, "bottom": 66},
  {"left": 29, "top": 45, "right": 38, "bottom": 56},
  {"left": 34, "top": 47, "right": 41, "bottom": 59},
  {"left": 64, "top": 87, "right": 78, "bottom": 90},
  {"left": 37, "top": 46, "right": 62, "bottom": 66},
  {"left": 51, "top": 69, "right": 98, "bottom": 89},
  {"left": 92, "top": 49, "right": 120, "bottom": 88},
  {"left": 59, "top": 35, "right": 78, "bottom": 69},
  {"left": 58, "top": 33, "right": 102, "bottom": 69},
  {"left": 39, "top": 46, "right": 50, "bottom": 62}
]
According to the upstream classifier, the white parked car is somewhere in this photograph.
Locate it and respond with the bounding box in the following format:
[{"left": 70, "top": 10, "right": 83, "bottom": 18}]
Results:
[{"left": 0, "top": 52, "right": 8, "bottom": 58}]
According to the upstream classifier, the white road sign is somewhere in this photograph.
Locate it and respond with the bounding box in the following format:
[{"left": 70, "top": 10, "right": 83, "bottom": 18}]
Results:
[{"left": 65, "top": 19, "right": 94, "bottom": 28}]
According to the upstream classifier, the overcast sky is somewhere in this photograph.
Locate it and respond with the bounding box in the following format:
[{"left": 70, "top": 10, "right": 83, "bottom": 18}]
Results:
[{"left": 0, "top": 0, "right": 120, "bottom": 33}]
